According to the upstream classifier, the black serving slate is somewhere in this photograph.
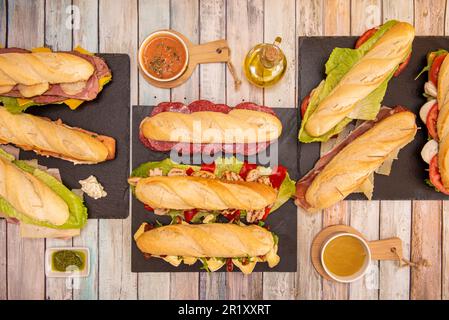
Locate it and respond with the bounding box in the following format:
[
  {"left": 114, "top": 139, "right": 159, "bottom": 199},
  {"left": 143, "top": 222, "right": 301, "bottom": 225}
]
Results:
[
  {"left": 298, "top": 36, "right": 449, "bottom": 200},
  {"left": 17, "top": 54, "right": 130, "bottom": 219},
  {"left": 131, "top": 105, "right": 298, "bottom": 272}
]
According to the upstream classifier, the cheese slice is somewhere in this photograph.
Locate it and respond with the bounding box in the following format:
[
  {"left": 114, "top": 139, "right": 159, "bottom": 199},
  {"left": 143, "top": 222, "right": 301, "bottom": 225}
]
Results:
[
  {"left": 266, "top": 245, "right": 280, "bottom": 268},
  {"left": 232, "top": 259, "right": 257, "bottom": 274},
  {"left": 206, "top": 258, "right": 225, "bottom": 272},
  {"left": 420, "top": 99, "right": 437, "bottom": 123},
  {"left": 183, "top": 257, "right": 198, "bottom": 265},
  {"left": 134, "top": 223, "right": 148, "bottom": 241},
  {"left": 421, "top": 139, "right": 439, "bottom": 164},
  {"left": 163, "top": 256, "right": 182, "bottom": 267}
]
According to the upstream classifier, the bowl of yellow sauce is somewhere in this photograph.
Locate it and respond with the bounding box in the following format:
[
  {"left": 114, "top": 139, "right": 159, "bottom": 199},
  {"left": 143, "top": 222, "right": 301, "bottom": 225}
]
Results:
[{"left": 321, "top": 233, "right": 371, "bottom": 283}]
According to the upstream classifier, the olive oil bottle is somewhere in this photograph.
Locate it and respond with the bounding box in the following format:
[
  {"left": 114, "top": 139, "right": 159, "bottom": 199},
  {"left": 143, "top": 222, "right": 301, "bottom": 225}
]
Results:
[{"left": 244, "top": 37, "right": 287, "bottom": 88}]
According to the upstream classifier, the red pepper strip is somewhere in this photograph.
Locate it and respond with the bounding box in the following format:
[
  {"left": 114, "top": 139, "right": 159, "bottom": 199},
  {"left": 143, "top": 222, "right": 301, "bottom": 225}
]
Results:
[
  {"left": 269, "top": 165, "right": 287, "bottom": 189},
  {"left": 262, "top": 207, "right": 271, "bottom": 221},
  {"left": 394, "top": 53, "right": 411, "bottom": 77},
  {"left": 226, "top": 258, "right": 234, "bottom": 272},
  {"left": 201, "top": 162, "right": 216, "bottom": 173},
  {"left": 186, "top": 167, "right": 194, "bottom": 176},
  {"left": 223, "top": 210, "right": 240, "bottom": 222},
  {"left": 184, "top": 209, "right": 198, "bottom": 223},
  {"left": 239, "top": 162, "right": 258, "bottom": 179},
  {"left": 144, "top": 204, "right": 154, "bottom": 212}
]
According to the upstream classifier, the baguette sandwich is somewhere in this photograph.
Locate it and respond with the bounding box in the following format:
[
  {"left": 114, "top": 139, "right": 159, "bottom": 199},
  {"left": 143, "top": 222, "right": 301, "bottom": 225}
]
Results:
[
  {"left": 0, "top": 148, "right": 87, "bottom": 238},
  {"left": 128, "top": 157, "right": 295, "bottom": 224},
  {"left": 139, "top": 100, "right": 282, "bottom": 155},
  {"left": 134, "top": 222, "right": 280, "bottom": 274},
  {"left": 0, "top": 107, "right": 115, "bottom": 164},
  {"left": 295, "top": 107, "right": 417, "bottom": 212},
  {"left": 299, "top": 20, "right": 415, "bottom": 143},
  {"left": 418, "top": 49, "right": 449, "bottom": 194},
  {"left": 0, "top": 47, "right": 111, "bottom": 113}
]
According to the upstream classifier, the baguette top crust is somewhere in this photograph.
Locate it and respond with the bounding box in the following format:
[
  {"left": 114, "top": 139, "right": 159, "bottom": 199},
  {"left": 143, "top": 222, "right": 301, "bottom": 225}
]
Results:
[
  {"left": 437, "top": 55, "right": 449, "bottom": 187},
  {"left": 136, "top": 223, "right": 274, "bottom": 258},
  {"left": 305, "top": 111, "right": 416, "bottom": 211},
  {"left": 140, "top": 109, "right": 282, "bottom": 144},
  {"left": 0, "top": 52, "right": 95, "bottom": 86},
  {"left": 134, "top": 175, "right": 277, "bottom": 211},
  {"left": 0, "top": 107, "right": 114, "bottom": 164},
  {"left": 305, "top": 22, "right": 415, "bottom": 137},
  {"left": 0, "top": 156, "right": 70, "bottom": 226}
]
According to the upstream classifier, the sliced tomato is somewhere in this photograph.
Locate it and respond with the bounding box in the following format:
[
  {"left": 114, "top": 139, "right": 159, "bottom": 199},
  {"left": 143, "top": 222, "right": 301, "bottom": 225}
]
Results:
[
  {"left": 355, "top": 27, "right": 378, "bottom": 49},
  {"left": 226, "top": 258, "right": 234, "bottom": 272},
  {"left": 429, "top": 156, "right": 449, "bottom": 195},
  {"left": 430, "top": 53, "right": 448, "bottom": 86},
  {"left": 186, "top": 167, "right": 194, "bottom": 176},
  {"left": 239, "top": 162, "right": 258, "bottom": 179},
  {"left": 426, "top": 102, "right": 439, "bottom": 140},
  {"left": 184, "top": 209, "right": 198, "bottom": 223},
  {"left": 200, "top": 162, "right": 216, "bottom": 173},
  {"left": 394, "top": 53, "right": 411, "bottom": 77},
  {"left": 144, "top": 204, "right": 154, "bottom": 212},
  {"left": 269, "top": 165, "right": 287, "bottom": 189},
  {"left": 223, "top": 210, "right": 240, "bottom": 222},
  {"left": 300, "top": 94, "right": 311, "bottom": 118},
  {"left": 262, "top": 207, "right": 271, "bottom": 221}
]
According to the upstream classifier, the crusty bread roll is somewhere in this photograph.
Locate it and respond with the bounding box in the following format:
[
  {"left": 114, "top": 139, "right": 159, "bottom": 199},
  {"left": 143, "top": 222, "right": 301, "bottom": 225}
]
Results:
[
  {"left": 305, "top": 111, "right": 416, "bottom": 211},
  {"left": 305, "top": 22, "right": 415, "bottom": 137},
  {"left": 140, "top": 109, "right": 282, "bottom": 144},
  {"left": 437, "top": 55, "right": 449, "bottom": 188},
  {"left": 0, "top": 155, "right": 70, "bottom": 226},
  {"left": 0, "top": 107, "right": 115, "bottom": 164},
  {"left": 135, "top": 223, "right": 275, "bottom": 258},
  {"left": 133, "top": 175, "right": 277, "bottom": 211},
  {"left": 0, "top": 52, "right": 94, "bottom": 87}
]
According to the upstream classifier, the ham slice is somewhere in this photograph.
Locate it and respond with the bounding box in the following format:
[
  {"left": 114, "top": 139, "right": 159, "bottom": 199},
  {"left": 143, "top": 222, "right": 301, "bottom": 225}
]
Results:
[
  {"left": 140, "top": 100, "right": 279, "bottom": 156},
  {"left": 295, "top": 106, "right": 408, "bottom": 210}
]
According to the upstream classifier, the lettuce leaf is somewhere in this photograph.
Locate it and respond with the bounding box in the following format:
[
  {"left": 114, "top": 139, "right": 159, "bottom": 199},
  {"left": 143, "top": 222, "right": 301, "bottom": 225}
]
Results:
[
  {"left": 130, "top": 157, "right": 295, "bottom": 215},
  {"left": 416, "top": 49, "right": 449, "bottom": 80},
  {"left": 0, "top": 149, "right": 87, "bottom": 229},
  {"left": 299, "top": 20, "right": 400, "bottom": 143}
]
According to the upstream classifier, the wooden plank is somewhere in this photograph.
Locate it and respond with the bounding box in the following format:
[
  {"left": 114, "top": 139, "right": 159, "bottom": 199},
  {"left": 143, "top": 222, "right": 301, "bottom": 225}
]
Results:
[
  {"left": 262, "top": 0, "right": 296, "bottom": 300},
  {"left": 379, "top": 0, "right": 414, "bottom": 301},
  {"left": 347, "top": 0, "right": 381, "bottom": 301},
  {"left": 349, "top": 201, "right": 379, "bottom": 300},
  {"left": 98, "top": 0, "right": 138, "bottom": 299},
  {"left": 411, "top": 201, "right": 442, "bottom": 299},
  {"left": 324, "top": 0, "right": 350, "bottom": 36},
  {"left": 44, "top": 0, "right": 74, "bottom": 301},
  {"left": 71, "top": 0, "right": 100, "bottom": 301},
  {"left": 137, "top": 0, "right": 170, "bottom": 301},
  {"left": 169, "top": 0, "right": 200, "bottom": 300},
  {"left": 197, "top": 0, "right": 226, "bottom": 300},
  {"left": 0, "top": 0, "right": 6, "bottom": 300},
  {"left": 379, "top": 201, "right": 411, "bottom": 299},
  {"left": 296, "top": 0, "right": 324, "bottom": 300},
  {"left": 411, "top": 0, "right": 445, "bottom": 300},
  {"left": 6, "top": 0, "right": 45, "bottom": 300},
  {"left": 225, "top": 0, "right": 264, "bottom": 300}
]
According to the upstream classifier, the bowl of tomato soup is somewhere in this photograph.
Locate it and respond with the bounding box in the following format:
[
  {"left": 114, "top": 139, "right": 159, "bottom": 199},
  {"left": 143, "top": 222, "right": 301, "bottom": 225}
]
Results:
[{"left": 139, "top": 30, "right": 189, "bottom": 82}]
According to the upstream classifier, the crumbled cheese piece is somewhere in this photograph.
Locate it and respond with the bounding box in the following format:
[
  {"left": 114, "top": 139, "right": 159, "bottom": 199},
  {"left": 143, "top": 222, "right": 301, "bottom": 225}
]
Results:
[{"left": 79, "top": 175, "right": 107, "bottom": 200}]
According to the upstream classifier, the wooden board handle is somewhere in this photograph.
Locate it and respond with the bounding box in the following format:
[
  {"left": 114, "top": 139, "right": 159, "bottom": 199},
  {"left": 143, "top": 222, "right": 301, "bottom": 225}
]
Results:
[
  {"left": 189, "top": 39, "right": 230, "bottom": 64},
  {"left": 369, "top": 237, "right": 403, "bottom": 261}
]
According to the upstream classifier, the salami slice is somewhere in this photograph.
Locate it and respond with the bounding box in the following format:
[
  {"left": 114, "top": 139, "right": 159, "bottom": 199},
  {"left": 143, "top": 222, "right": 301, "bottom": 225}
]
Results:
[
  {"left": 151, "top": 102, "right": 190, "bottom": 116},
  {"left": 234, "top": 102, "right": 277, "bottom": 116}
]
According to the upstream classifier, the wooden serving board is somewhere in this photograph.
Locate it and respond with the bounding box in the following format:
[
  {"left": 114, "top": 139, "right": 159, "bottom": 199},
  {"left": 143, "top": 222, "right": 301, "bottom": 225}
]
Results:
[
  {"left": 311, "top": 225, "right": 403, "bottom": 281},
  {"left": 140, "top": 29, "right": 230, "bottom": 89}
]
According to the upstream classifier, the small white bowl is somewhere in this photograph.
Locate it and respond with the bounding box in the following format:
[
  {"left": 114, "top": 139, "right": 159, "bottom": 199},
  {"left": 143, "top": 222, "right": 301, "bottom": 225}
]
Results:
[
  {"left": 138, "top": 30, "right": 189, "bottom": 82},
  {"left": 320, "top": 232, "right": 371, "bottom": 283},
  {"left": 45, "top": 247, "right": 90, "bottom": 278}
]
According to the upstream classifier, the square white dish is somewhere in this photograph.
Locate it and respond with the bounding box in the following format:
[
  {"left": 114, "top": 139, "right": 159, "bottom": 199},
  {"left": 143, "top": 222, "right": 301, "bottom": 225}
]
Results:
[{"left": 45, "top": 247, "right": 90, "bottom": 278}]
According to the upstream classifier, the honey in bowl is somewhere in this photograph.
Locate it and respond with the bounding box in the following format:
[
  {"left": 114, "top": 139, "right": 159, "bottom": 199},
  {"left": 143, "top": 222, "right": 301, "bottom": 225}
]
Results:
[
  {"left": 140, "top": 32, "right": 188, "bottom": 81},
  {"left": 322, "top": 235, "right": 368, "bottom": 277}
]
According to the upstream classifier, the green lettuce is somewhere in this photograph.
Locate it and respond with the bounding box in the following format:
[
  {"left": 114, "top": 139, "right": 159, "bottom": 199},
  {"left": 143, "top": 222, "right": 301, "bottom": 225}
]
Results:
[
  {"left": 0, "top": 149, "right": 87, "bottom": 229},
  {"left": 299, "top": 20, "right": 405, "bottom": 143},
  {"left": 416, "top": 49, "right": 449, "bottom": 80},
  {"left": 130, "top": 157, "right": 296, "bottom": 217},
  {"left": 0, "top": 96, "right": 48, "bottom": 114}
]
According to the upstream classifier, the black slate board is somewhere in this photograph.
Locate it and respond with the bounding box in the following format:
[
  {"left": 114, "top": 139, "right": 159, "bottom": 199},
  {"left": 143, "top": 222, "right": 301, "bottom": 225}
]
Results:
[
  {"left": 298, "top": 36, "right": 449, "bottom": 200},
  {"left": 16, "top": 54, "right": 130, "bottom": 219},
  {"left": 131, "top": 105, "right": 298, "bottom": 272}
]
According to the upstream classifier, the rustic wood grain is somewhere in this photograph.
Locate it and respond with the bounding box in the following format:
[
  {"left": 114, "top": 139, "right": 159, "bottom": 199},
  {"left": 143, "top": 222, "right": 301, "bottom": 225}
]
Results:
[
  {"left": 324, "top": 0, "right": 350, "bottom": 36},
  {"left": 295, "top": 0, "right": 324, "bottom": 300},
  {"left": 379, "top": 0, "right": 414, "bottom": 301},
  {"left": 262, "top": 0, "right": 296, "bottom": 300},
  {"left": 71, "top": 0, "right": 100, "bottom": 301},
  {"left": 6, "top": 0, "right": 46, "bottom": 300},
  {"left": 169, "top": 0, "right": 200, "bottom": 300},
  {"left": 0, "top": 0, "right": 6, "bottom": 301},
  {"left": 98, "top": 0, "right": 138, "bottom": 299},
  {"left": 414, "top": 0, "right": 446, "bottom": 35},
  {"left": 137, "top": 0, "right": 171, "bottom": 301},
  {"left": 225, "top": 0, "right": 264, "bottom": 300}
]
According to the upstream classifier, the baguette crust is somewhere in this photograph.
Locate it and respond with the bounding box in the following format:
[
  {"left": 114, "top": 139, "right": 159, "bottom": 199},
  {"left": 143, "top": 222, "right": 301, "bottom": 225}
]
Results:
[
  {"left": 134, "top": 175, "right": 277, "bottom": 211},
  {"left": 0, "top": 107, "right": 114, "bottom": 164},
  {"left": 140, "top": 109, "right": 282, "bottom": 144},
  {"left": 305, "top": 22, "right": 415, "bottom": 137},
  {"left": 136, "top": 223, "right": 274, "bottom": 258},
  {"left": 437, "top": 55, "right": 449, "bottom": 187},
  {"left": 305, "top": 111, "right": 416, "bottom": 211},
  {"left": 0, "top": 52, "right": 94, "bottom": 87},
  {"left": 0, "top": 156, "right": 70, "bottom": 226}
]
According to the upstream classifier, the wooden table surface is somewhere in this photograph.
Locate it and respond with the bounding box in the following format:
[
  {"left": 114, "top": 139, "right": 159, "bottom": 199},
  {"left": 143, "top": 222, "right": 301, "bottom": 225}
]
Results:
[{"left": 0, "top": 0, "right": 448, "bottom": 300}]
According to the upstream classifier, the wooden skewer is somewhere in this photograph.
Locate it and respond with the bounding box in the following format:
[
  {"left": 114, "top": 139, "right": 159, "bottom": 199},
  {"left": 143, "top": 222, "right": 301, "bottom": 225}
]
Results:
[{"left": 335, "top": 187, "right": 345, "bottom": 197}]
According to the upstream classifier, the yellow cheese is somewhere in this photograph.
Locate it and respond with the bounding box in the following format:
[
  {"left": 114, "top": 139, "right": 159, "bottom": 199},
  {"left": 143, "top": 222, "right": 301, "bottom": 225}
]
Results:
[
  {"left": 163, "top": 256, "right": 182, "bottom": 267},
  {"left": 266, "top": 246, "right": 280, "bottom": 268},
  {"left": 74, "top": 46, "right": 94, "bottom": 56},
  {"left": 64, "top": 99, "right": 85, "bottom": 110},
  {"left": 232, "top": 259, "right": 257, "bottom": 274},
  {"left": 133, "top": 223, "right": 148, "bottom": 241},
  {"left": 183, "top": 257, "right": 198, "bottom": 265},
  {"left": 206, "top": 258, "right": 225, "bottom": 272},
  {"left": 31, "top": 47, "right": 52, "bottom": 53},
  {"left": 17, "top": 98, "right": 34, "bottom": 106}
]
